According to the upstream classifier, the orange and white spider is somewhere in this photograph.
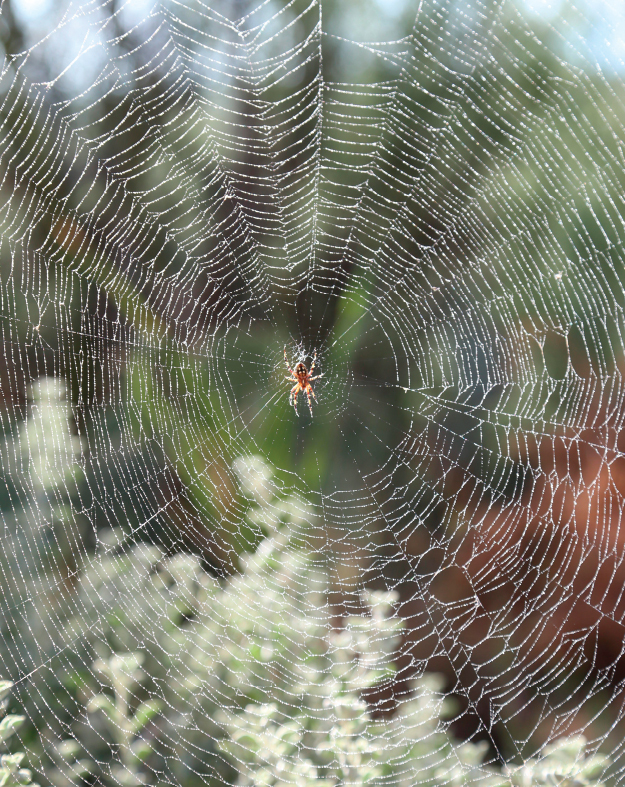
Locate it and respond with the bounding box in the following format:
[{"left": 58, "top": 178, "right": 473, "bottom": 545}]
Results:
[{"left": 284, "top": 347, "right": 323, "bottom": 416}]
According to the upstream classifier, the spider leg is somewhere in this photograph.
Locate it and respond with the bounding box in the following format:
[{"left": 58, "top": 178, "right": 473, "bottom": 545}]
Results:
[
  {"left": 284, "top": 346, "right": 295, "bottom": 377},
  {"left": 309, "top": 349, "right": 317, "bottom": 376},
  {"left": 308, "top": 373, "right": 323, "bottom": 381},
  {"left": 307, "top": 384, "right": 317, "bottom": 402},
  {"left": 305, "top": 387, "right": 314, "bottom": 416},
  {"left": 290, "top": 383, "right": 300, "bottom": 413}
]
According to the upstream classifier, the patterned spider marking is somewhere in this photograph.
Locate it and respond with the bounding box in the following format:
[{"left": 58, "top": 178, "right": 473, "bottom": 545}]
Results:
[{"left": 284, "top": 347, "right": 323, "bottom": 415}]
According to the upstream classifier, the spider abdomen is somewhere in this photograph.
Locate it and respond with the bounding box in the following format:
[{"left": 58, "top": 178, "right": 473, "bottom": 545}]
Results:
[{"left": 284, "top": 348, "right": 322, "bottom": 416}]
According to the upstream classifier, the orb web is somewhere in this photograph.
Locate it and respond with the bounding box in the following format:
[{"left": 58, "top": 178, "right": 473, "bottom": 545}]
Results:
[{"left": 0, "top": 0, "right": 624, "bottom": 784}]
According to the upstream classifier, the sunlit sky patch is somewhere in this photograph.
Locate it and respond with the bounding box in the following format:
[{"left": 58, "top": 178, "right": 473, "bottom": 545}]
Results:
[
  {"left": 518, "top": 0, "right": 625, "bottom": 70},
  {"left": 8, "top": 0, "right": 625, "bottom": 76},
  {"left": 11, "top": 0, "right": 52, "bottom": 25}
]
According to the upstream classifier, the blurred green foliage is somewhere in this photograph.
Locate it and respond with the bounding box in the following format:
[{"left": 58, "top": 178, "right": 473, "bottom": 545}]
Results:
[
  {"left": 0, "top": 0, "right": 624, "bottom": 774},
  {"left": 0, "top": 681, "right": 39, "bottom": 787},
  {"left": 0, "top": 0, "right": 620, "bottom": 521},
  {"left": 1, "top": 454, "right": 612, "bottom": 787}
]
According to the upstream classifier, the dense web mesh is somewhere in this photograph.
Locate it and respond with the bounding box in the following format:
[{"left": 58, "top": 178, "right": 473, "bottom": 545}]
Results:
[{"left": 1, "top": 0, "right": 625, "bottom": 784}]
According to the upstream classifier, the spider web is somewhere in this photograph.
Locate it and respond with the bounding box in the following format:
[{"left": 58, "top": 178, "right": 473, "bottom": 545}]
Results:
[{"left": 1, "top": 0, "right": 625, "bottom": 783}]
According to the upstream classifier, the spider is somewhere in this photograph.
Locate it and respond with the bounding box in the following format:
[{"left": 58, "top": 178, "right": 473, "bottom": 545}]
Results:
[{"left": 284, "top": 347, "right": 323, "bottom": 416}]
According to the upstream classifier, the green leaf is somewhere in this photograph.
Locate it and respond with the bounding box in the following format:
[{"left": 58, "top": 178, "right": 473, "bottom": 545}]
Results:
[
  {"left": 0, "top": 685, "right": 13, "bottom": 706},
  {"left": 86, "top": 693, "right": 115, "bottom": 715},
  {"left": 56, "top": 740, "right": 81, "bottom": 761},
  {"left": 130, "top": 700, "right": 162, "bottom": 735},
  {"left": 0, "top": 717, "right": 24, "bottom": 744},
  {"left": 130, "top": 740, "right": 154, "bottom": 762},
  {"left": 15, "top": 768, "right": 33, "bottom": 785},
  {"left": 1, "top": 754, "right": 24, "bottom": 772}
]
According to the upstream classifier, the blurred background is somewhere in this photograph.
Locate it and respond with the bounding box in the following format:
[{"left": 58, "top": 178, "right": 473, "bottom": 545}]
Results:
[{"left": 1, "top": 0, "right": 625, "bottom": 784}]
